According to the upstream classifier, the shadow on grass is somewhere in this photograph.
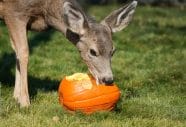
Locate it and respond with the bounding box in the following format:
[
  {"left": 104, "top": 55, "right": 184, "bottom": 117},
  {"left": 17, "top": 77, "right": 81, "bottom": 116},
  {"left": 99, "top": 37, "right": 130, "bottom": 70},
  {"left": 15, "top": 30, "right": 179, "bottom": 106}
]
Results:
[
  {"left": 0, "top": 29, "right": 60, "bottom": 98},
  {"left": 28, "top": 28, "right": 55, "bottom": 53},
  {"left": 166, "top": 24, "right": 186, "bottom": 35}
]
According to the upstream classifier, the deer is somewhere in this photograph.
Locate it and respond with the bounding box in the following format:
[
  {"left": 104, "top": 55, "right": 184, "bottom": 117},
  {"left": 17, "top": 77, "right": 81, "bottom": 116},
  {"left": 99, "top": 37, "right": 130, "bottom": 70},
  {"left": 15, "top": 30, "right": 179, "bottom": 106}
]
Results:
[{"left": 0, "top": 0, "right": 137, "bottom": 107}]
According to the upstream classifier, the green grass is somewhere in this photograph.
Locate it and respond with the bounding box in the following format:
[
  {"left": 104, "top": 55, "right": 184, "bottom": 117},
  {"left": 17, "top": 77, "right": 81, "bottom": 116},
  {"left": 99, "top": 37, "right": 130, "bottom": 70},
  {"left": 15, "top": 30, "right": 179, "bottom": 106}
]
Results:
[{"left": 0, "top": 5, "right": 186, "bottom": 127}]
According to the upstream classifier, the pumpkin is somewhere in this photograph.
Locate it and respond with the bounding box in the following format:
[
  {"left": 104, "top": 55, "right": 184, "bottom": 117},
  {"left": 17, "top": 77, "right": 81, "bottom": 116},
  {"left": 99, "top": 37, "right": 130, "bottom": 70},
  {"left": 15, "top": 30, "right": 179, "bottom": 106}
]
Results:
[{"left": 58, "top": 73, "right": 120, "bottom": 114}]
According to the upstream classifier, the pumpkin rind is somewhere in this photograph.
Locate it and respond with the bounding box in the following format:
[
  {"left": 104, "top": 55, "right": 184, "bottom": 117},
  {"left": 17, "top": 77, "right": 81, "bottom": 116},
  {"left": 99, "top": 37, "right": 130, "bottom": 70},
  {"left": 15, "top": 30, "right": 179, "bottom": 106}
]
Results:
[{"left": 58, "top": 74, "right": 120, "bottom": 114}]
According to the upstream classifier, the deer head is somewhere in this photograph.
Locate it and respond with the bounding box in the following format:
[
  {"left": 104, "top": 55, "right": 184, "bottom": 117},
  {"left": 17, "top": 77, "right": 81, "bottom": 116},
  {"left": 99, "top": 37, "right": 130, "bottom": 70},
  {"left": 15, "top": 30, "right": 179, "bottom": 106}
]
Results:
[{"left": 63, "top": 1, "right": 138, "bottom": 84}]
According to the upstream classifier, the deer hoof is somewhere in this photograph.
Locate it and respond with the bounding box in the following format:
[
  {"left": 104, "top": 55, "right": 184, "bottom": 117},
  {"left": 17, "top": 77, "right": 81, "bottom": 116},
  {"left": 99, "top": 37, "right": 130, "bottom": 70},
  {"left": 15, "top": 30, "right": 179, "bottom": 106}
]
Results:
[{"left": 18, "top": 95, "right": 30, "bottom": 107}]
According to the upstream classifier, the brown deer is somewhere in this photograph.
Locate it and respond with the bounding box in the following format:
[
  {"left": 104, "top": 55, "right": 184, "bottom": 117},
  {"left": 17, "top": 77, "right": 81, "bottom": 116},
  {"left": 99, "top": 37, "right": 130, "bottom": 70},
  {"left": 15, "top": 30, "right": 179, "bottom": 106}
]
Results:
[{"left": 0, "top": 0, "right": 137, "bottom": 107}]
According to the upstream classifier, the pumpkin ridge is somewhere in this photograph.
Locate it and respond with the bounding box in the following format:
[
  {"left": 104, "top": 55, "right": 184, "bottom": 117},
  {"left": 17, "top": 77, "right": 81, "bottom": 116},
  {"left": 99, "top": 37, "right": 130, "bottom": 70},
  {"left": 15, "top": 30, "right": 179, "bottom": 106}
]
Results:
[
  {"left": 68, "top": 102, "right": 116, "bottom": 109},
  {"left": 62, "top": 88, "right": 120, "bottom": 101},
  {"left": 63, "top": 91, "right": 120, "bottom": 105}
]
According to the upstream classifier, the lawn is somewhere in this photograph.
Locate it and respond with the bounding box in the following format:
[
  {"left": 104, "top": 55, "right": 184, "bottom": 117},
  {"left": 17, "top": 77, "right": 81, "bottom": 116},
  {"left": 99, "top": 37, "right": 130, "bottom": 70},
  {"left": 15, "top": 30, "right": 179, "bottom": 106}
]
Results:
[{"left": 0, "top": 4, "right": 186, "bottom": 127}]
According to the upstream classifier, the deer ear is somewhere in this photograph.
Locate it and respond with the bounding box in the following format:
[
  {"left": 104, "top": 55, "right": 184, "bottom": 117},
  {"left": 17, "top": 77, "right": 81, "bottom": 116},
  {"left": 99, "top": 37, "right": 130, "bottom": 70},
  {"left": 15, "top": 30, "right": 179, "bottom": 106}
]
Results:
[
  {"left": 101, "top": 1, "right": 137, "bottom": 33},
  {"left": 63, "top": 2, "right": 89, "bottom": 35}
]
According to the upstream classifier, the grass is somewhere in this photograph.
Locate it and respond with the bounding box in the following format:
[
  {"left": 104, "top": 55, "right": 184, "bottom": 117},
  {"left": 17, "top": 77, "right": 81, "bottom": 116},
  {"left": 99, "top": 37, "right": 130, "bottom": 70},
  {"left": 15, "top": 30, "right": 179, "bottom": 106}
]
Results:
[{"left": 0, "top": 5, "right": 186, "bottom": 127}]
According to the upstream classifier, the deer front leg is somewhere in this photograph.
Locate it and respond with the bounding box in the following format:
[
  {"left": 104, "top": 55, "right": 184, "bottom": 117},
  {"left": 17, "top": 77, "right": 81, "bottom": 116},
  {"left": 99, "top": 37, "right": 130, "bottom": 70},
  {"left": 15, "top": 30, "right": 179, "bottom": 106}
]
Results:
[
  {"left": 10, "top": 38, "right": 21, "bottom": 100},
  {"left": 5, "top": 16, "right": 30, "bottom": 107}
]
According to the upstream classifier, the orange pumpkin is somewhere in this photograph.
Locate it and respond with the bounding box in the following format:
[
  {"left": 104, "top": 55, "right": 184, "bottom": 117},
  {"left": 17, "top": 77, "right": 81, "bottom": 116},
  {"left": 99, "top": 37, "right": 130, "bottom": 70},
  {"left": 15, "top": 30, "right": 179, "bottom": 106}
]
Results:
[{"left": 58, "top": 73, "right": 120, "bottom": 114}]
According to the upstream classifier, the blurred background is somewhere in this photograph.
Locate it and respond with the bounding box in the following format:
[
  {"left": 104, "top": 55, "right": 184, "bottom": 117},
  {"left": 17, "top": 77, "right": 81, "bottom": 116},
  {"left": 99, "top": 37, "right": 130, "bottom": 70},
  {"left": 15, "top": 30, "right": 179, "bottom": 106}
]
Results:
[{"left": 79, "top": 0, "right": 186, "bottom": 7}]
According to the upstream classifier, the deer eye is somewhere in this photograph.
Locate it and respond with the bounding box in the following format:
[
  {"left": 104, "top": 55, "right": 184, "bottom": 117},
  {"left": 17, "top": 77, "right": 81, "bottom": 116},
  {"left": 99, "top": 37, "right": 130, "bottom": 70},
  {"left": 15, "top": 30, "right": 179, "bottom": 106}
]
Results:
[{"left": 90, "top": 49, "right": 97, "bottom": 56}]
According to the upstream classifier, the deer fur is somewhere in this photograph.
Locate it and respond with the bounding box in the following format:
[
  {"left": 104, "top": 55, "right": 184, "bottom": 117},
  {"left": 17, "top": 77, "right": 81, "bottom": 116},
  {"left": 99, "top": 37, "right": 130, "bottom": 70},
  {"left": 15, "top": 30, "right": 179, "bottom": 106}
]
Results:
[{"left": 0, "top": 0, "right": 137, "bottom": 107}]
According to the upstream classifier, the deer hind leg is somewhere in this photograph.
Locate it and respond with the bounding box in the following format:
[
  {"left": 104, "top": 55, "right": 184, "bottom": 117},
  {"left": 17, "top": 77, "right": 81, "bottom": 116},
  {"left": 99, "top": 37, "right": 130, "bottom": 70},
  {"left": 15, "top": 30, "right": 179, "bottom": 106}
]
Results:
[{"left": 5, "top": 16, "right": 30, "bottom": 107}]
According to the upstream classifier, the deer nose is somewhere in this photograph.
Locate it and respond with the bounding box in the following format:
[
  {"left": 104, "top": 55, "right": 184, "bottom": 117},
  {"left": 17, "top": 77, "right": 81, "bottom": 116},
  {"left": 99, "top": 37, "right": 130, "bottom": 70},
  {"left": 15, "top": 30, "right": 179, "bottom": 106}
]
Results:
[{"left": 102, "top": 77, "right": 114, "bottom": 85}]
